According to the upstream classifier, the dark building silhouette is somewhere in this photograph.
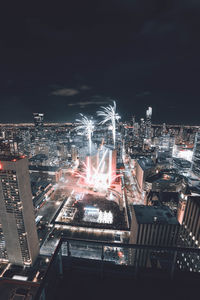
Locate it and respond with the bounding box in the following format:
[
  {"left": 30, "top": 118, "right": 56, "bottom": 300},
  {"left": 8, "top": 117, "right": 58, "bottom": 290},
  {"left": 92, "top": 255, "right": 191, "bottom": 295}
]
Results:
[
  {"left": 179, "top": 196, "right": 200, "bottom": 272},
  {"left": 129, "top": 205, "right": 180, "bottom": 267}
]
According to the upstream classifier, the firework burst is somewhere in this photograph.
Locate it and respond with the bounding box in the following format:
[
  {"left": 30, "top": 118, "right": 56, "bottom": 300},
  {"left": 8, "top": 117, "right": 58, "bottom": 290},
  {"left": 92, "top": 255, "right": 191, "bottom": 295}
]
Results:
[
  {"left": 75, "top": 114, "right": 95, "bottom": 154},
  {"left": 97, "top": 101, "right": 120, "bottom": 148}
]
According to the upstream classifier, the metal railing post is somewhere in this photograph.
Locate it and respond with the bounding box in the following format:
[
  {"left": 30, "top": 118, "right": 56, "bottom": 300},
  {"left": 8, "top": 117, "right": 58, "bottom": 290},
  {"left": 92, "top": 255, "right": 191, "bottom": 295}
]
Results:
[
  {"left": 134, "top": 249, "right": 138, "bottom": 279},
  {"left": 39, "top": 286, "right": 46, "bottom": 300},
  {"left": 58, "top": 249, "right": 63, "bottom": 278},
  {"left": 170, "top": 250, "right": 177, "bottom": 280},
  {"left": 100, "top": 245, "right": 105, "bottom": 279},
  {"left": 67, "top": 240, "right": 71, "bottom": 257},
  {"left": 101, "top": 244, "right": 104, "bottom": 260}
]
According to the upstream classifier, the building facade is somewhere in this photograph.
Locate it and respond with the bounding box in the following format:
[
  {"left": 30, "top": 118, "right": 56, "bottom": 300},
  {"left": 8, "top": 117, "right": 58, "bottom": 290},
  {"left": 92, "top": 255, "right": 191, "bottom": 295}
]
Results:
[
  {"left": 178, "top": 196, "right": 200, "bottom": 272},
  {"left": 129, "top": 205, "right": 180, "bottom": 267},
  {"left": 191, "top": 129, "right": 200, "bottom": 177},
  {"left": 181, "top": 196, "right": 200, "bottom": 247},
  {"left": 0, "top": 156, "right": 39, "bottom": 266}
]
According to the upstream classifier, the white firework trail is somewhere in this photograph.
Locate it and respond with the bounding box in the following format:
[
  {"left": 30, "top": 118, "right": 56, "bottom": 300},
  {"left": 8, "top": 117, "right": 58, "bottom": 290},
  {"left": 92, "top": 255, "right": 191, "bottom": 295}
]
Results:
[
  {"left": 97, "top": 101, "right": 120, "bottom": 148},
  {"left": 75, "top": 114, "right": 95, "bottom": 154}
]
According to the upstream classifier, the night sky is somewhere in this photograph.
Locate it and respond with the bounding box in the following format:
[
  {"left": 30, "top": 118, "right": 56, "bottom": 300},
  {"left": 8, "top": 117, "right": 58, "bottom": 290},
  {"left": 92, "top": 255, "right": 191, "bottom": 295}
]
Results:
[{"left": 1, "top": 1, "right": 200, "bottom": 124}]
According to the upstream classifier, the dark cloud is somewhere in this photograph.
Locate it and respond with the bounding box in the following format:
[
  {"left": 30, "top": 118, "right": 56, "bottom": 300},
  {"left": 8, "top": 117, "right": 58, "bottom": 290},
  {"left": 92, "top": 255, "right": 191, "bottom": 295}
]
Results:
[
  {"left": 79, "top": 85, "right": 92, "bottom": 91},
  {"left": 51, "top": 88, "right": 80, "bottom": 96},
  {"left": 68, "top": 101, "right": 109, "bottom": 108}
]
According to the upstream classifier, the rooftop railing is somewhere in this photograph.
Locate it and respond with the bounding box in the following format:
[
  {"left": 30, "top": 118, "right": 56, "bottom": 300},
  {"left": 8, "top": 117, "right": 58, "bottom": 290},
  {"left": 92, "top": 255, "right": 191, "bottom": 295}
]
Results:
[{"left": 35, "top": 237, "right": 200, "bottom": 300}]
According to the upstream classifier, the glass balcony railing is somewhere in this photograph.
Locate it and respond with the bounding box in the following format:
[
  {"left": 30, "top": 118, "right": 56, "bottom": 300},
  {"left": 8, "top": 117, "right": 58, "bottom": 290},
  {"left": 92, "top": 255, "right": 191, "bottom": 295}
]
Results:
[{"left": 35, "top": 237, "right": 200, "bottom": 300}]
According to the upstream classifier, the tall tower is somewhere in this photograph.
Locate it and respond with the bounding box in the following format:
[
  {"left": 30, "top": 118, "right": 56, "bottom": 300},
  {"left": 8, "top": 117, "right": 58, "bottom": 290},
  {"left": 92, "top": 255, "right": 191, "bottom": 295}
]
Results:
[
  {"left": 0, "top": 155, "right": 39, "bottom": 266},
  {"left": 178, "top": 196, "right": 200, "bottom": 272},
  {"left": 145, "top": 107, "right": 152, "bottom": 139},
  {"left": 33, "top": 113, "right": 44, "bottom": 129},
  {"left": 33, "top": 113, "right": 44, "bottom": 143},
  {"left": 191, "top": 129, "right": 200, "bottom": 177},
  {"left": 139, "top": 118, "right": 146, "bottom": 148}
]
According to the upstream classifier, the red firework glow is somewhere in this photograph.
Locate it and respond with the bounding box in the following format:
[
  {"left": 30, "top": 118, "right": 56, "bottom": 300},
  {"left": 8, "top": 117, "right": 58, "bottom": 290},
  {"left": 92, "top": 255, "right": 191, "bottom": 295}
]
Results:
[{"left": 70, "top": 149, "right": 121, "bottom": 192}]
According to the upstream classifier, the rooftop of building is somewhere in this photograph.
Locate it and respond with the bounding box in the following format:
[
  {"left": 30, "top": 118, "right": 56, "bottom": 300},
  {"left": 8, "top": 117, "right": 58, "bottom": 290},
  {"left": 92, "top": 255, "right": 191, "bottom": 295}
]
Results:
[
  {"left": 54, "top": 192, "right": 127, "bottom": 230},
  {"left": 0, "top": 155, "right": 26, "bottom": 162},
  {"left": 29, "top": 165, "right": 61, "bottom": 172},
  {"left": 146, "top": 171, "right": 183, "bottom": 184},
  {"left": 173, "top": 157, "right": 191, "bottom": 168},
  {"left": 137, "top": 157, "right": 155, "bottom": 171},
  {"left": 188, "top": 196, "right": 200, "bottom": 208},
  {"left": 132, "top": 205, "right": 179, "bottom": 224},
  {"left": 116, "top": 162, "right": 125, "bottom": 169},
  {"left": 186, "top": 184, "right": 200, "bottom": 195},
  {"left": 29, "top": 154, "right": 48, "bottom": 161},
  {"left": 31, "top": 179, "right": 52, "bottom": 196}
]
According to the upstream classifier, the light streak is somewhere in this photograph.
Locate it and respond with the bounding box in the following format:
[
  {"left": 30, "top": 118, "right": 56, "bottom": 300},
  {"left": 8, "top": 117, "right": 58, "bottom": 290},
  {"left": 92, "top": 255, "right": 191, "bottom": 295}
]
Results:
[
  {"left": 0, "top": 263, "right": 11, "bottom": 277},
  {"left": 97, "top": 101, "right": 120, "bottom": 148}
]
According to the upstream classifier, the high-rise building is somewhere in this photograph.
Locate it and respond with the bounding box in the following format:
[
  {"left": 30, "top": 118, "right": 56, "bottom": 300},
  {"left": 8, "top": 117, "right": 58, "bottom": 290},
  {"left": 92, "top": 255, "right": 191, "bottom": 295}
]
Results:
[
  {"left": 0, "top": 141, "right": 11, "bottom": 155},
  {"left": 71, "top": 145, "right": 78, "bottom": 161},
  {"left": 129, "top": 205, "right": 180, "bottom": 267},
  {"left": 33, "top": 113, "right": 44, "bottom": 129},
  {"left": 0, "top": 155, "right": 39, "bottom": 266},
  {"left": 155, "top": 134, "right": 174, "bottom": 162},
  {"left": 177, "top": 197, "right": 187, "bottom": 225},
  {"left": 191, "top": 129, "right": 200, "bottom": 177},
  {"left": 178, "top": 196, "right": 200, "bottom": 272},
  {"left": 33, "top": 113, "right": 44, "bottom": 144},
  {"left": 135, "top": 157, "right": 155, "bottom": 191},
  {"left": 145, "top": 106, "right": 152, "bottom": 139},
  {"left": 162, "top": 123, "right": 167, "bottom": 135},
  {"left": 140, "top": 118, "right": 145, "bottom": 139},
  {"left": 181, "top": 196, "right": 200, "bottom": 248}
]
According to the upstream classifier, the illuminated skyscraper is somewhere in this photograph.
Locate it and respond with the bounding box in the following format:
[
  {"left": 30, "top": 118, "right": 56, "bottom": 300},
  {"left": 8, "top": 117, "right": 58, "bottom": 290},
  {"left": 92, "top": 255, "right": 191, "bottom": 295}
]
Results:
[
  {"left": 33, "top": 113, "right": 44, "bottom": 129},
  {"left": 71, "top": 145, "right": 78, "bottom": 161},
  {"left": 145, "top": 106, "right": 152, "bottom": 139},
  {"left": 191, "top": 129, "right": 200, "bottom": 177},
  {"left": 178, "top": 196, "right": 200, "bottom": 272},
  {"left": 155, "top": 134, "right": 174, "bottom": 161},
  {"left": 0, "top": 155, "right": 39, "bottom": 266},
  {"left": 139, "top": 118, "right": 146, "bottom": 147},
  {"left": 33, "top": 113, "right": 44, "bottom": 143},
  {"left": 181, "top": 196, "right": 200, "bottom": 248}
]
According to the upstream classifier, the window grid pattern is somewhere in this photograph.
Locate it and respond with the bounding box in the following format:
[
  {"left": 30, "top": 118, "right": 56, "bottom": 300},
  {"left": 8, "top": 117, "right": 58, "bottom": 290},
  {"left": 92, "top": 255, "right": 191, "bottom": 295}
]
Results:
[{"left": 0, "top": 170, "right": 30, "bottom": 263}]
